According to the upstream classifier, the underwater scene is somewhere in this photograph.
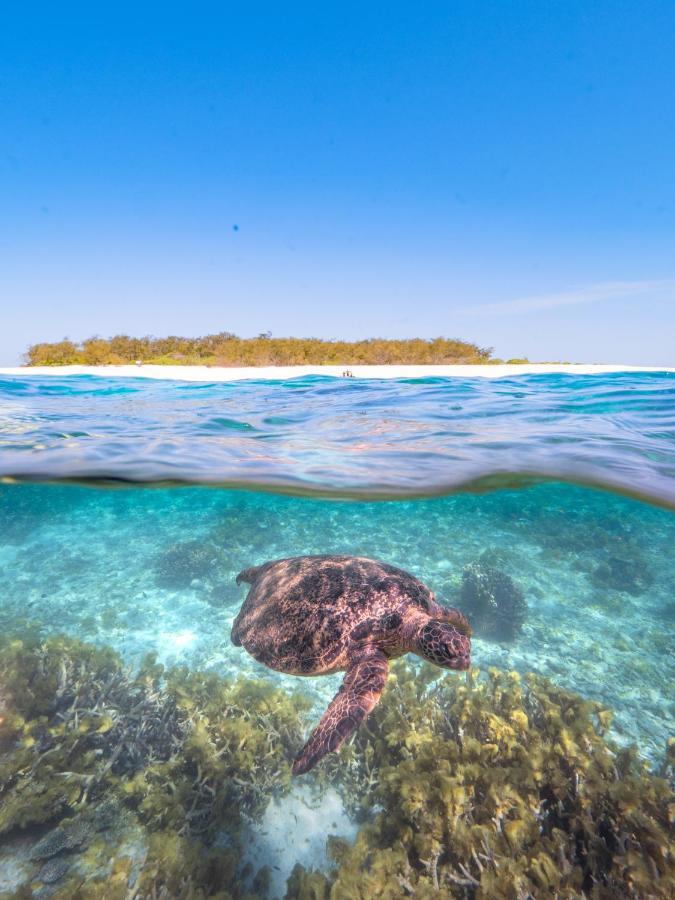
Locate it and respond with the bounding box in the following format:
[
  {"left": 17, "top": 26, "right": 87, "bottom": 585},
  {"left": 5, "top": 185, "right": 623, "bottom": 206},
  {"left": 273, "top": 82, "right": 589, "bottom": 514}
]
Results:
[{"left": 0, "top": 373, "right": 673, "bottom": 898}]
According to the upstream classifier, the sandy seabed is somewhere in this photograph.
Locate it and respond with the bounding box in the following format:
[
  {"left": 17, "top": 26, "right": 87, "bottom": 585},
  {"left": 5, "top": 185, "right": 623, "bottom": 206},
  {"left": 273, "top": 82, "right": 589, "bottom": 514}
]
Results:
[{"left": 1, "top": 363, "right": 674, "bottom": 380}]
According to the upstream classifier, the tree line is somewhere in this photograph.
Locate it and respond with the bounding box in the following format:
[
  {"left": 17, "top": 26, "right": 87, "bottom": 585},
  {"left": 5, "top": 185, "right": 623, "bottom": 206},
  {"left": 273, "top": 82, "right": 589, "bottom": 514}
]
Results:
[{"left": 25, "top": 333, "right": 496, "bottom": 366}]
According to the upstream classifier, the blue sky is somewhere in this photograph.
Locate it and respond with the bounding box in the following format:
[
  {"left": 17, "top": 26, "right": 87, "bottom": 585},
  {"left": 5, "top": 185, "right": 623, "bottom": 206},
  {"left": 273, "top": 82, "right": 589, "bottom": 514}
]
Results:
[{"left": 1, "top": 1, "right": 674, "bottom": 365}]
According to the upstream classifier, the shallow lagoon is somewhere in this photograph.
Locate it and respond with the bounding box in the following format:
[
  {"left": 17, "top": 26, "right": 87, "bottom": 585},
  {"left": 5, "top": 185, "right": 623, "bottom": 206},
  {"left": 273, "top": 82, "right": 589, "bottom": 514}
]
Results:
[
  {"left": 1, "top": 481, "right": 673, "bottom": 897},
  {"left": 0, "top": 373, "right": 673, "bottom": 896}
]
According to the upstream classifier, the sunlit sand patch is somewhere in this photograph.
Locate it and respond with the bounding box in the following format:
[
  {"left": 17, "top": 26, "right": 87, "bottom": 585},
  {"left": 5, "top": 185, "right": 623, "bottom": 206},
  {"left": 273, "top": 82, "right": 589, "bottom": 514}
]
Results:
[{"left": 243, "top": 784, "right": 358, "bottom": 900}]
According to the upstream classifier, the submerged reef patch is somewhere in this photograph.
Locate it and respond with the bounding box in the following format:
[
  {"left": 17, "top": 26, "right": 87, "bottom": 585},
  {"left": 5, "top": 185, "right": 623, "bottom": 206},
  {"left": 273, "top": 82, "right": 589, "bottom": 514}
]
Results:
[
  {"left": 0, "top": 636, "right": 672, "bottom": 898},
  {"left": 307, "top": 661, "right": 674, "bottom": 899},
  {"left": 501, "top": 492, "right": 657, "bottom": 599},
  {"left": 0, "top": 484, "right": 88, "bottom": 546},
  {"left": 154, "top": 539, "right": 227, "bottom": 589},
  {"left": 0, "top": 634, "right": 310, "bottom": 897},
  {"left": 590, "top": 551, "right": 654, "bottom": 597},
  {"left": 459, "top": 560, "right": 527, "bottom": 641}
]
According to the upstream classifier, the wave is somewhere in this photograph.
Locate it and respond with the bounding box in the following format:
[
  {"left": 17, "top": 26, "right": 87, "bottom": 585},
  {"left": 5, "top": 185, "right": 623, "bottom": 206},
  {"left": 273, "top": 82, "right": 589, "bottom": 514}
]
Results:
[{"left": 1, "top": 372, "right": 674, "bottom": 508}]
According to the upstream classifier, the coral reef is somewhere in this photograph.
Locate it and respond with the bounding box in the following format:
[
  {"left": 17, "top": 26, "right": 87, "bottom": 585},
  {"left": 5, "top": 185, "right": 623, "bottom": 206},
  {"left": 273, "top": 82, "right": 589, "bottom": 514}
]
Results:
[
  {"left": 590, "top": 552, "right": 654, "bottom": 597},
  {"left": 302, "top": 660, "right": 674, "bottom": 899},
  {"left": 0, "top": 636, "right": 672, "bottom": 897},
  {"left": 0, "top": 634, "right": 310, "bottom": 897},
  {"left": 459, "top": 560, "right": 527, "bottom": 641}
]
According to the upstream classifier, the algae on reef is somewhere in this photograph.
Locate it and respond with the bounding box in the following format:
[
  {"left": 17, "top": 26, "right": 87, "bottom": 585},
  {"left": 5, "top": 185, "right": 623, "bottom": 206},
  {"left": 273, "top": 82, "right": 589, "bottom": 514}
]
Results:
[
  {"left": 0, "top": 634, "right": 310, "bottom": 898},
  {"left": 0, "top": 636, "right": 673, "bottom": 898},
  {"left": 308, "top": 661, "right": 674, "bottom": 899}
]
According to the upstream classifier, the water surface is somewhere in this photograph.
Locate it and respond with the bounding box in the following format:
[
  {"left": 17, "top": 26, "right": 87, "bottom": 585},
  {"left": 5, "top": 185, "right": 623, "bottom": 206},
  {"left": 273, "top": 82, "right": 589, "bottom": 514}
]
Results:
[
  {"left": 0, "top": 372, "right": 673, "bottom": 898},
  {"left": 1, "top": 371, "right": 674, "bottom": 504}
]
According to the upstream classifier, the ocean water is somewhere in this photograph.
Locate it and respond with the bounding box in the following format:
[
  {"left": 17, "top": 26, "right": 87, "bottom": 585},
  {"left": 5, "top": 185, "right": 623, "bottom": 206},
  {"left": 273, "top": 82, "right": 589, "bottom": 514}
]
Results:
[{"left": 0, "top": 372, "right": 673, "bottom": 898}]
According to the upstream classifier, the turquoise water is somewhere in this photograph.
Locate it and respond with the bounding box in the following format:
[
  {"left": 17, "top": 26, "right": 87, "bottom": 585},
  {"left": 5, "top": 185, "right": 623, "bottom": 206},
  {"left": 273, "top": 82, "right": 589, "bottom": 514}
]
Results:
[
  {"left": 2, "top": 371, "right": 674, "bottom": 502},
  {"left": 0, "top": 373, "right": 673, "bottom": 897}
]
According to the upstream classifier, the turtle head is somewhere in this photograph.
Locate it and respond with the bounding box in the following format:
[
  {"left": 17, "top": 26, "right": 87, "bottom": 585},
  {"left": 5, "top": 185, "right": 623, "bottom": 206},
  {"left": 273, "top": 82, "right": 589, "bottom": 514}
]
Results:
[{"left": 416, "top": 618, "right": 471, "bottom": 671}]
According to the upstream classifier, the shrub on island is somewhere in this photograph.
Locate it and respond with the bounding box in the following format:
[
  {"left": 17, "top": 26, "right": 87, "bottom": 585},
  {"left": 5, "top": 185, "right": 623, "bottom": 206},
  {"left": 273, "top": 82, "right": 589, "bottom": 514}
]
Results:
[{"left": 25, "top": 333, "right": 493, "bottom": 367}]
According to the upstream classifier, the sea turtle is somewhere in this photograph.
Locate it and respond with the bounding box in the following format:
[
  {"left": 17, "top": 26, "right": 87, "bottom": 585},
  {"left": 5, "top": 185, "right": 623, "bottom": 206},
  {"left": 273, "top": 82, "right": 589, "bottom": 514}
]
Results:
[{"left": 231, "top": 554, "right": 471, "bottom": 774}]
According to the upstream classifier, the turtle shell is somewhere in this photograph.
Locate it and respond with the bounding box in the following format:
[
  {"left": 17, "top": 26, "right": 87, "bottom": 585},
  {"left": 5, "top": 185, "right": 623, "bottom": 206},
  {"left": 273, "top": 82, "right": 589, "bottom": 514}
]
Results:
[{"left": 231, "top": 554, "right": 435, "bottom": 675}]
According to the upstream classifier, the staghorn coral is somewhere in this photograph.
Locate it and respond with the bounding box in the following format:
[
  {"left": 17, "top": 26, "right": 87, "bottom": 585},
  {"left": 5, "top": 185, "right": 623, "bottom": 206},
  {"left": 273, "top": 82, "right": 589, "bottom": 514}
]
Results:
[
  {"left": 460, "top": 560, "right": 527, "bottom": 641},
  {"left": 0, "top": 634, "right": 310, "bottom": 898},
  {"left": 302, "top": 660, "right": 674, "bottom": 899}
]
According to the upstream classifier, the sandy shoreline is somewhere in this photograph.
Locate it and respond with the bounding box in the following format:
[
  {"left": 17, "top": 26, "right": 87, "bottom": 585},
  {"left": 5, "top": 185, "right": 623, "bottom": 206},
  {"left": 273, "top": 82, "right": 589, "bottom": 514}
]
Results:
[{"left": 1, "top": 363, "right": 673, "bottom": 381}]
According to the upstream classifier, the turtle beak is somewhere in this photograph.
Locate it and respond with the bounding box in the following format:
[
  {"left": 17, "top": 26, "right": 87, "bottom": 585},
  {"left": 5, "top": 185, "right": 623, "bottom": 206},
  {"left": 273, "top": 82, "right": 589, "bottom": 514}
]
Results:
[
  {"left": 448, "top": 652, "right": 471, "bottom": 671},
  {"left": 447, "top": 630, "right": 471, "bottom": 670}
]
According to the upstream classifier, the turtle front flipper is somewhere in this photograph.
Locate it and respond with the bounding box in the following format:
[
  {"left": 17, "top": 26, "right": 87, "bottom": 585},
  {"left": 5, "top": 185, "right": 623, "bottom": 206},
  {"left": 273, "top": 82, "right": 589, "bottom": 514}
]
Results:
[{"left": 292, "top": 648, "right": 389, "bottom": 775}]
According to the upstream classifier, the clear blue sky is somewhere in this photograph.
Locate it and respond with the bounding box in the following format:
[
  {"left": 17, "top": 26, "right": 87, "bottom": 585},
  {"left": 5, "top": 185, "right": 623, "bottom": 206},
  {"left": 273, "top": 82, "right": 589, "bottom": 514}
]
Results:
[{"left": 2, "top": 1, "right": 674, "bottom": 365}]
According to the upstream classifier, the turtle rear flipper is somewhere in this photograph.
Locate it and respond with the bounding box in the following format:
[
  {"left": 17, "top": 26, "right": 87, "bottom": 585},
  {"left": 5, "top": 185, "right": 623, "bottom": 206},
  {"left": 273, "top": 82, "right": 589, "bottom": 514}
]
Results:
[{"left": 292, "top": 648, "right": 389, "bottom": 775}]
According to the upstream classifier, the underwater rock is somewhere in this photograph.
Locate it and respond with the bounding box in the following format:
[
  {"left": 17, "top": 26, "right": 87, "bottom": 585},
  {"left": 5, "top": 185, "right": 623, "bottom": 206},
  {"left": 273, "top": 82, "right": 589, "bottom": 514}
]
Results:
[
  {"left": 590, "top": 551, "right": 654, "bottom": 596},
  {"left": 460, "top": 560, "right": 527, "bottom": 641},
  {"left": 38, "top": 854, "right": 71, "bottom": 884},
  {"left": 29, "top": 821, "right": 90, "bottom": 860}
]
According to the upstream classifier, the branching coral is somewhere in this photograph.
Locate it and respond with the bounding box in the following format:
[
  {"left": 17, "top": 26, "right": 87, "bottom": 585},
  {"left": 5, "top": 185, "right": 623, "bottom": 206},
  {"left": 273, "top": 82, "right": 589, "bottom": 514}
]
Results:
[
  {"left": 303, "top": 660, "right": 674, "bottom": 899},
  {"left": 460, "top": 560, "right": 527, "bottom": 641}
]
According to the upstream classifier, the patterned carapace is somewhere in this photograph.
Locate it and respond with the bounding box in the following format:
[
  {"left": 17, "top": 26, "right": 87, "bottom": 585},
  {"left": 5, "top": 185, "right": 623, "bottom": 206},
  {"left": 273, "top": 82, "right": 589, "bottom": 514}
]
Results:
[{"left": 232, "top": 555, "right": 471, "bottom": 774}]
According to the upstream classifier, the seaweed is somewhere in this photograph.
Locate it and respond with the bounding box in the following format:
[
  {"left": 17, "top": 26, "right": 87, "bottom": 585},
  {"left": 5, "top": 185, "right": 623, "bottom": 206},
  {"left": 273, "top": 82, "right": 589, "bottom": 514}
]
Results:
[
  {"left": 0, "top": 634, "right": 311, "bottom": 897},
  {"left": 2, "top": 634, "right": 672, "bottom": 898},
  {"left": 459, "top": 560, "right": 527, "bottom": 641},
  {"left": 304, "top": 660, "right": 674, "bottom": 899}
]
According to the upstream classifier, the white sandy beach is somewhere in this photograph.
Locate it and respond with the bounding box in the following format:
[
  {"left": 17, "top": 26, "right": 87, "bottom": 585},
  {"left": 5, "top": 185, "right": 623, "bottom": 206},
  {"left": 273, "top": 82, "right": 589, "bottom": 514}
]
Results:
[{"left": 1, "top": 363, "right": 673, "bottom": 381}]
